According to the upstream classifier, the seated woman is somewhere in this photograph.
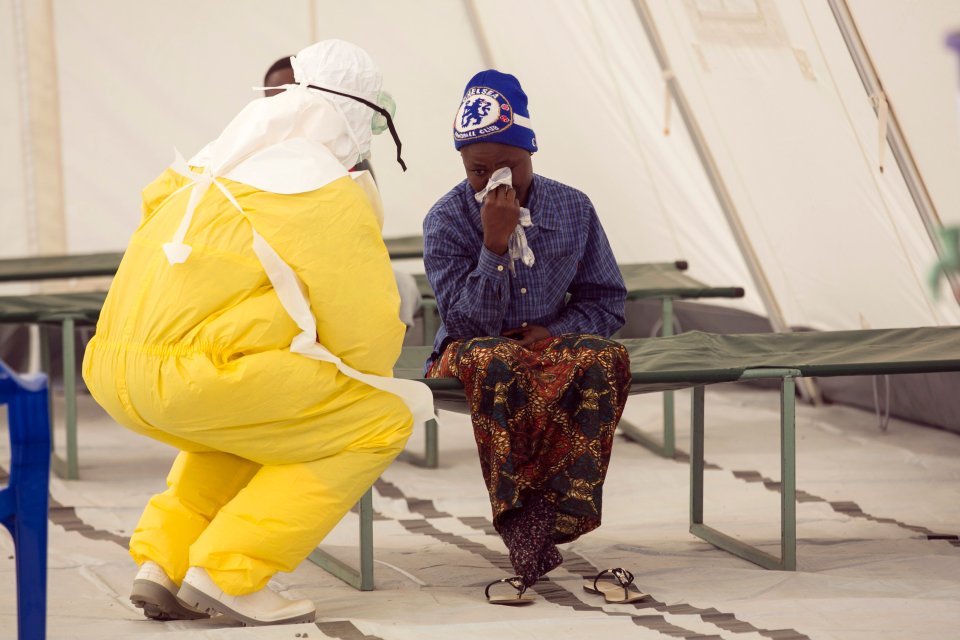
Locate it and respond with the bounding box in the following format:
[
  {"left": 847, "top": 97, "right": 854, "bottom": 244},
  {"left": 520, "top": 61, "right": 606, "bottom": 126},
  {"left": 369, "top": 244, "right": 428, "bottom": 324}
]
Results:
[{"left": 423, "top": 70, "right": 632, "bottom": 596}]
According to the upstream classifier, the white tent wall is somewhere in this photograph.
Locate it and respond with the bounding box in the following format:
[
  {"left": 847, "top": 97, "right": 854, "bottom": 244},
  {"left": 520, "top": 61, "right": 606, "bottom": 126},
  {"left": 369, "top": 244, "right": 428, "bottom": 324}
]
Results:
[
  {"left": 43, "top": 0, "right": 494, "bottom": 250},
  {"left": 36, "top": 0, "right": 767, "bottom": 314},
  {"left": 0, "top": 0, "right": 30, "bottom": 261},
  {"left": 470, "top": 0, "right": 764, "bottom": 317},
  {"left": 2, "top": 0, "right": 67, "bottom": 262},
  {"left": 1, "top": 0, "right": 70, "bottom": 309},
  {"left": 646, "top": 0, "right": 960, "bottom": 332},
  {"left": 2, "top": 1, "right": 959, "bottom": 427},
  {"left": 51, "top": 0, "right": 313, "bottom": 254},
  {"left": 10, "top": 0, "right": 956, "bottom": 327},
  {"left": 848, "top": 0, "right": 960, "bottom": 227}
]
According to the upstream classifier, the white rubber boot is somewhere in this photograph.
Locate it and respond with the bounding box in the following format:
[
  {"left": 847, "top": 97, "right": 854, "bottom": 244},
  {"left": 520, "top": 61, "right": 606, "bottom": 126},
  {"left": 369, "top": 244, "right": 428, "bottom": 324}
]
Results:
[
  {"left": 130, "top": 561, "right": 210, "bottom": 621},
  {"left": 177, "top": 566, "right": 317, "bottom": 626}
]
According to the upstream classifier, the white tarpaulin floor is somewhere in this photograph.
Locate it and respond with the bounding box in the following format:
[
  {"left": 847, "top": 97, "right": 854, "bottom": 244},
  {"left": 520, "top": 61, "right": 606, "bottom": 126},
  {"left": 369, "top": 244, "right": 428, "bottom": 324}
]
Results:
[{"left": 2, "top": 384, "right": 959, "bottom": 640}]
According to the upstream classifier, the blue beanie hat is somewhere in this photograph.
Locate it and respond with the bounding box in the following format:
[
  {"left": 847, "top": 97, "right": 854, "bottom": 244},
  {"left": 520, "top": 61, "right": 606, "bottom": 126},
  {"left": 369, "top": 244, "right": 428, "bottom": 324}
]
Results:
[{"left": 453, "top": 70, "right": 537, "bottom": 153}]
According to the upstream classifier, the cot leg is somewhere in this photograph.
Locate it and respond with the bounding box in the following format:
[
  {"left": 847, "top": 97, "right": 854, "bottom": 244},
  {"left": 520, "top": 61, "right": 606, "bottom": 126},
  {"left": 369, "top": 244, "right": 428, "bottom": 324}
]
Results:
[
  {"left": 62, "top": 317, "right": 78, "bottom": 480},
  {"left": 689, "top": 369, "right": 800, "bottom": 570},
  {"left": 41, "top": 322, "right": 70, "bottom": 479},
  {"left": 424, "top": 418, "right": 438, "bottom": 468},
  {"left": 690, "top": 385, "right": 705, "bottom": 525},
  {"left": 660, "top": 297, "right": 676, "bottom": 457},
  {"left": 399, "top": 416, "right": 439, "bottom": 469},
  {"left": 47, "top": 318, "right": 79, "bottom": 479},
  {"left": 358, "top": 488, "right": 374, "bottom": 590},
  {"left": 781, "top": 376, "right": 797, "bottom": 570},
  {"left": 307, "top": 487, "right": 375, "bottom": 591},
  {"left": 410, "top": 299, "right": 442, "bottom": 469},
  {"left": 618, "top": 296, "right": 677, "bottom": 458}
]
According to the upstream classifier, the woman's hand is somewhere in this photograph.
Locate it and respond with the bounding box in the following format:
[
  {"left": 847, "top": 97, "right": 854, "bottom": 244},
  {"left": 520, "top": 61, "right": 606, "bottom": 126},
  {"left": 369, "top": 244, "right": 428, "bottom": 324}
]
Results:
[
  {"left": 502, "top": 324, "right": 551, "bottom": 347},
  {"left": 481, "top": 185, "right": 520, "bottom": 255}
]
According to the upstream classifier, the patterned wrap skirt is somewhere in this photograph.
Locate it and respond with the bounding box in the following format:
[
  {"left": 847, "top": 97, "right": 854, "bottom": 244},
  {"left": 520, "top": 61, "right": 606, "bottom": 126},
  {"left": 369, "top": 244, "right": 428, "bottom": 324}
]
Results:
[{"left": 427, "top": 334, "right": 631, "bottom": 543}]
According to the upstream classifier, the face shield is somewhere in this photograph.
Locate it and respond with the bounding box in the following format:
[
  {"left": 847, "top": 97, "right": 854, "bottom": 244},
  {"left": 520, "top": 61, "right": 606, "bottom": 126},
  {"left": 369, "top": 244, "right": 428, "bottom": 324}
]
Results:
[
  {"left": 304, "top": 84, "right": 406, "bottom": 171},
  {"left": 290, "top": 40, "right": 407, "bottom": 171}
]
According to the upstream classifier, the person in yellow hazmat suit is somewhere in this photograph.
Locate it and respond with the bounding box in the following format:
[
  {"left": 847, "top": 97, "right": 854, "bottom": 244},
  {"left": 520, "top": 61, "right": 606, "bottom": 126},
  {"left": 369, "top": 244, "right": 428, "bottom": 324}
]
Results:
[{"left": 82, "top": 40, "right": 434, "bottom": 627}]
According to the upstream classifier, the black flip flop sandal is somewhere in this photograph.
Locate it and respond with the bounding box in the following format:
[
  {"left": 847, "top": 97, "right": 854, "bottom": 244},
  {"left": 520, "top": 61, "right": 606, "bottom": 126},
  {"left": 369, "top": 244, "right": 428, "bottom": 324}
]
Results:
[
  {"left": 485, "top": 576, "right": 535, "bottom": 606},
  {"left": 582, "top": 567, "right": 647, "bottom": 604}
]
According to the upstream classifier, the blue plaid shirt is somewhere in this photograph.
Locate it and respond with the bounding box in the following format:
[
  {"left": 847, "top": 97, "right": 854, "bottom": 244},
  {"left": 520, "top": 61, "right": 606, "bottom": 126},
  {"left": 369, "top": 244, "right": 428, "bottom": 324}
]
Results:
[{"left": 423, "top": 174, "right": 626, "bottom": 366}]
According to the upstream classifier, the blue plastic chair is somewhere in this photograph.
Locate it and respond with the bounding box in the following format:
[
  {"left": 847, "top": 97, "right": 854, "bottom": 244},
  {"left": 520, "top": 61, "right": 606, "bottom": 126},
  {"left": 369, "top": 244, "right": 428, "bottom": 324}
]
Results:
[{"left": 0, "top": 360, "right": 50, "bottom": 640}]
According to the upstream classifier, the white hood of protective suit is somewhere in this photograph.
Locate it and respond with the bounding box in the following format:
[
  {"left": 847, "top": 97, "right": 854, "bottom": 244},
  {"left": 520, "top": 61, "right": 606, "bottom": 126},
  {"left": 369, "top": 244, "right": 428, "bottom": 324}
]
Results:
[{"left": 189, "top": 39, "right": 383, "bottom": 195}]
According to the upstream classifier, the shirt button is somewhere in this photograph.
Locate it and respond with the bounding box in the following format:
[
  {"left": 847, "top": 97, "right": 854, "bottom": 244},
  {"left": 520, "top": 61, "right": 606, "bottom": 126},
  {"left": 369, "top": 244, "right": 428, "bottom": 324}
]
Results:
[
  {"left": 521, "top": 322, "right": 528, "bottom": 328},
  {"left": 497, "top": 265, "right": 504, "bottom": 272},
  {"left": 520, "top": 287, "right": 528, "bottom": 294}
]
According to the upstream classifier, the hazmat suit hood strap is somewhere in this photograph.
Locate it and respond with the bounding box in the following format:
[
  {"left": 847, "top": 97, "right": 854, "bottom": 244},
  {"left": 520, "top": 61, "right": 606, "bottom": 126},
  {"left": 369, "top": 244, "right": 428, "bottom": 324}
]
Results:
[
  {"left": 305, "top": 83, "right": 406, "bottom": 171},
  {"left": 188, "top": 87, "right": 354, "bottom": 195},
  {"left": 162, "top": 149, "right": 245, "bottom": 265},
  {"left": 249, "top": 227, "right": 436, "bottom": 426},
  {"left": 164, "top": 147, "right": 433, "bottom": 423}
]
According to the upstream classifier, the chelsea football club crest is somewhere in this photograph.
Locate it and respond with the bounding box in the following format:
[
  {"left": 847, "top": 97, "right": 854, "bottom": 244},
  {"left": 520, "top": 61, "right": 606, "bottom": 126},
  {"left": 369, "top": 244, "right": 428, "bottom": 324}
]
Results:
[{"left": 454, "top": 86, "right": 515, "bottom": 143}]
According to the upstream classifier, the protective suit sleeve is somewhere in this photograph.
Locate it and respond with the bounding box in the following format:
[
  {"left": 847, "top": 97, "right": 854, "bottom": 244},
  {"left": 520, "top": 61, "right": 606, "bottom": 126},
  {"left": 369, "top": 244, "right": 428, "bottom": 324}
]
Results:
[
  {"left": 249, "top": 177, "right": 405, "bottom": 377},
  {"left": 140, "top": 168, "right": 191, "bottom": 224}
]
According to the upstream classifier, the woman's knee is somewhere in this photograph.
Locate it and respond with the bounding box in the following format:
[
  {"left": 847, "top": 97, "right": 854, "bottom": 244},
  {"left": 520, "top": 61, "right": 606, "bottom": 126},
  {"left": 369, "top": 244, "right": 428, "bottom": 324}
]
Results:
[
  {"left": 575, "top": 338, "right": 631, "bottom": 391},
  {"left": 454, "top": 336, "right": 525, "bottom": 376},
  {"left": 605, "top": 341, "right": 631, "bottom": 370}
]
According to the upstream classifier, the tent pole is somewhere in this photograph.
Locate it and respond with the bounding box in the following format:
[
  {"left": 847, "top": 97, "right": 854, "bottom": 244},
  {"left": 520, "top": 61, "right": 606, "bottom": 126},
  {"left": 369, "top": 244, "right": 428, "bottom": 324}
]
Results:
[
  {"left": 12, "top": 0, "right": 67, "bottom": 259},
  {"left": 630, "top": 0, "right": 822, "bottom": 404},
  {"left": 463, "top": 0, "right": 495, "bottom": 68},
  {"left": 827, "top": 0, "right": 960, "bottom": 307}
]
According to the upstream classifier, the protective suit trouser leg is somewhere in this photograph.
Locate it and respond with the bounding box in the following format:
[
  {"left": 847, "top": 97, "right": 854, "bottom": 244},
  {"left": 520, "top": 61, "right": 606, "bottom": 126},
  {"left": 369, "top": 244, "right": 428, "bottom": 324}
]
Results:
[
  {"left": 187, "top": 418, "right": 409, "bottom": 596},
  {"left": 129, "top": 451, "right": 260, "bottom": 584}
]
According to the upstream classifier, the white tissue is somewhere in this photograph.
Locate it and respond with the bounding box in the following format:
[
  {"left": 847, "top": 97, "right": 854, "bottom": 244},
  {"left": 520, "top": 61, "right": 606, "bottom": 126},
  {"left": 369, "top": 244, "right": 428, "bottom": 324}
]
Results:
[{"left": 473, "top": 167, "right": 534, "bottom": 273}]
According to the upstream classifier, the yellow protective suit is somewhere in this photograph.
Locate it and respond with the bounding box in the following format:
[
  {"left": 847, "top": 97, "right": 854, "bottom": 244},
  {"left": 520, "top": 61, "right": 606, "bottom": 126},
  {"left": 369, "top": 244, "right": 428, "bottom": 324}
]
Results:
[{"left": 82, "top": 167, "right": 413, "bottom": 595}]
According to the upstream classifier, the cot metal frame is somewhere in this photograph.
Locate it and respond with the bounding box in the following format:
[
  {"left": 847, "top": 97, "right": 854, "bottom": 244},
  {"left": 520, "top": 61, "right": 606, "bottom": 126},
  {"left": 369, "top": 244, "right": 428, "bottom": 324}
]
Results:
[
  {"left": 617, "top": 296, "right": 678, "bottom": 457},
  {"left": 0, "top": 252, "right": 122, "bottom": 283},
  {"left": 382, "top": 235, "right": 425, "bottom": 260},
  {"left": 292, "top": 326, "right": 960, "bottom": 588},
  {"left": 689, "top": 368, "right": 800, "bottom": 571},
  {"left": 327, "top": 366, "right": 803, "bottom": 592},
  {"left": 398, "top": 417, "right": 439, "bottom": 469},
  {"left": 0, "top": 299, "right": 108, "bottom": 480},
  {"left": 307, "top": 488, "right": 375, "bottom": 590},
  {"left": 39, "top": 314, "right": 82, "bottom": 479},
  {"left": 0, "top": 252, "right": 119, "bottom": 480},
  {"left": 409, "top": 263, "right": 744, "bottom": 467}
]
